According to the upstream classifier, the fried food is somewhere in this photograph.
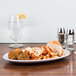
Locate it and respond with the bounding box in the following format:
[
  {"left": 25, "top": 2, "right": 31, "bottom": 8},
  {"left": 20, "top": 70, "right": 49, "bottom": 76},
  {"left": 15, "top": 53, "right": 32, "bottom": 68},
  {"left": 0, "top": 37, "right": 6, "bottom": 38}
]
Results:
[
  {"left": 18, "top": 52, "right": 29, "bottom": 60},
  {"left": 8, "top": 48, "right": 23, "bottom": 60}
]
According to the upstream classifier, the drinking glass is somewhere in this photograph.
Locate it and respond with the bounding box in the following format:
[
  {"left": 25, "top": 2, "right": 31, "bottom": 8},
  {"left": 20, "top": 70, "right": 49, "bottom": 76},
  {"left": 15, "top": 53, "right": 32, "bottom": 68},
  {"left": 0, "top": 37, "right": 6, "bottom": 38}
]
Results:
[{"left": 8, "top": 16, "right": 24, "bottom": 48}]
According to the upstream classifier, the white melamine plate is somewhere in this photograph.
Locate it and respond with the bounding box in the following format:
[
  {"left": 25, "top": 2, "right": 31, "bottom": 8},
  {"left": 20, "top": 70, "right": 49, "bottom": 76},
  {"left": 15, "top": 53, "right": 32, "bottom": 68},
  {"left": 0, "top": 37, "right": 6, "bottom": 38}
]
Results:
[{"left": 3, "top": 49, "right": 70, "bottom": 63}]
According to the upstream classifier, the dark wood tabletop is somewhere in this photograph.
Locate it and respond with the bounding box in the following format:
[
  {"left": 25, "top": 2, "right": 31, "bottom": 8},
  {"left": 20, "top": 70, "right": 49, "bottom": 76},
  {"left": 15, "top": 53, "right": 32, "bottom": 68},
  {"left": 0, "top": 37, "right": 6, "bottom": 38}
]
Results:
[{"left": 0, "top": 43, "right": 76, "bottom": 76}]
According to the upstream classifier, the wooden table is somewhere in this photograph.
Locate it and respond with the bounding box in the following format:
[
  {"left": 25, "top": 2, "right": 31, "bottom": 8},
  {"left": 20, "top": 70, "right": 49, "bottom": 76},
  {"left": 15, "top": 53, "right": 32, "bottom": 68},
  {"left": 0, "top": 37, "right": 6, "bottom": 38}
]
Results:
[{"left": 0, "top": 43, "right": 76, "bottom": 76}]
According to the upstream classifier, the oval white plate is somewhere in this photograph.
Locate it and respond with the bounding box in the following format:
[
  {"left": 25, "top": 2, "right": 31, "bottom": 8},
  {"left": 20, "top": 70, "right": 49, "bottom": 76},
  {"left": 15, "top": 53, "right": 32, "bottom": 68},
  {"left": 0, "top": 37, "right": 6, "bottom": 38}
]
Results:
[{"left": 3, "top": 49, "right": 70, "bottom": 63}]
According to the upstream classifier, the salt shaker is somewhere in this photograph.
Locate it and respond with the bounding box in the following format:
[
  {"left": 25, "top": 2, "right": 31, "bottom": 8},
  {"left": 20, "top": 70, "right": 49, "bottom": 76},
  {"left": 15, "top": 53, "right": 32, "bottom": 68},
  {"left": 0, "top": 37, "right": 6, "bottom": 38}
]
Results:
[{"left": 66, "top": 29, "right": 75, "bottom": 50}]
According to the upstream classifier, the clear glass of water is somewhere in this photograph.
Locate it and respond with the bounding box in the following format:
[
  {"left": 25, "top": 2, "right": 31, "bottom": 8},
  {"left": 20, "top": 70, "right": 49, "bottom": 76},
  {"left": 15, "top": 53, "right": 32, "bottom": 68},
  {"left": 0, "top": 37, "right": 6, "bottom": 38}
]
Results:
[{"left": 8, "top": 16, "right": 24, "bottom": 48}]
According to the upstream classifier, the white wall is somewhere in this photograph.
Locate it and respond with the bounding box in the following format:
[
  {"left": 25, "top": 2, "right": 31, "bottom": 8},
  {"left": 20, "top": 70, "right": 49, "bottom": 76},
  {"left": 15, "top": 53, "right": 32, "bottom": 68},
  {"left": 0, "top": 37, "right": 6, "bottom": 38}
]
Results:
[{"left": 0, "top": 0, "right": 76, "bottom": 43}]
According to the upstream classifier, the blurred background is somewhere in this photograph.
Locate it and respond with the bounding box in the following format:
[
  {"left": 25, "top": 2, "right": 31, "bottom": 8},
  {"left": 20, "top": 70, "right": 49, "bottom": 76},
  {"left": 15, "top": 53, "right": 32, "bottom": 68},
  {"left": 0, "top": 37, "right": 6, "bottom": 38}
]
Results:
[{"left": 0, "top": 0, "right": 76, "bottom": 43}]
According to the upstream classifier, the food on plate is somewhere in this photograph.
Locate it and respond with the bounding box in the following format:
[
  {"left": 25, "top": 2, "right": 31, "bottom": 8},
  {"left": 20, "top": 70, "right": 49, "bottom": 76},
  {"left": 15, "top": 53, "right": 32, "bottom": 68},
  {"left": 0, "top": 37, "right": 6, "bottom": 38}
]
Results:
[
  {"left": 8, "top": 40, "right": 65, "bottom": 60},
  {"left": 18, "top": 52, "right": 29, "bottom": 60},
  {"left": 24, "top": 46, "right": 49, "bottom": 60},
  {"left": 8, "top": 48, "right": 23, "bottom": 60},
  {"left": 46, "top": 40, "right": 65, "bottom": 56}
]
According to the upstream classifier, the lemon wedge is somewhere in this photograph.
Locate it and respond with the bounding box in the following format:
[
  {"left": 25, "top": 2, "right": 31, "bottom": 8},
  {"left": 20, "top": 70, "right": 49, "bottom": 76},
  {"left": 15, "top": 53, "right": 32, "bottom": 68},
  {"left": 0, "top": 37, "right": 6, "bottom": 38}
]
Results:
[{"left": 17, "top": 13, "right": 27, "bottom": 20}]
